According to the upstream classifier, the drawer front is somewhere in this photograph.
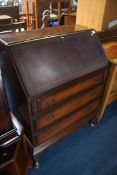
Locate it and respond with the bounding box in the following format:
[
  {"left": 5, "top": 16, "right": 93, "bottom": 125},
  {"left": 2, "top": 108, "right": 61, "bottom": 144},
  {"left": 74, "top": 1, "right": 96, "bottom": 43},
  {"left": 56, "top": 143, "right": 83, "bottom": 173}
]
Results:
[
  {"left": 40, "top": 71, "right": 104, "bottom": 110},
  {"left": 35, "top": 100, "right": 99, "bottom": 144},
  {"left": 33, "top": 85, "right": 103, "bottom": 130}
]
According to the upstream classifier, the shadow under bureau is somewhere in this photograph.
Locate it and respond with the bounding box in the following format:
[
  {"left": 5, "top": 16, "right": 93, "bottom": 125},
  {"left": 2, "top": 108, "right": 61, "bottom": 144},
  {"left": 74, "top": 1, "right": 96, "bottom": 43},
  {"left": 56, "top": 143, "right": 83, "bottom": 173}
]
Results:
[{"left": 0, "top": 26, "right": 108, "bottom": 164}]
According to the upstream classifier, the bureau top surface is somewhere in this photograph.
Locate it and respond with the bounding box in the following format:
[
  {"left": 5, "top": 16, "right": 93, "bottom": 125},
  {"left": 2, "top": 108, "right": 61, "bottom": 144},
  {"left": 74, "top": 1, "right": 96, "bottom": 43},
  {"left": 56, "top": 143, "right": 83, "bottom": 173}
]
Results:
[
  {"left": 0, "top": 25, "right": 87, "bottom": 45},
  {"left": 1, "top": 29, "right": 107, "bottom": 98}
]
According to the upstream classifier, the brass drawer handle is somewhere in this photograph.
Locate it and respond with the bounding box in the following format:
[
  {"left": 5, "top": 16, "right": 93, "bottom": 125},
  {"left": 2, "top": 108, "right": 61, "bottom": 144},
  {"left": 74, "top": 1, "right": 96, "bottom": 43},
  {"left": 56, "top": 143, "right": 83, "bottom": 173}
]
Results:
[
  {"left": 47, "top": 114, "right": 54, "bottom": 121},
  {"left": 46, "top": 99, "right": 55, "bottom": 106}
]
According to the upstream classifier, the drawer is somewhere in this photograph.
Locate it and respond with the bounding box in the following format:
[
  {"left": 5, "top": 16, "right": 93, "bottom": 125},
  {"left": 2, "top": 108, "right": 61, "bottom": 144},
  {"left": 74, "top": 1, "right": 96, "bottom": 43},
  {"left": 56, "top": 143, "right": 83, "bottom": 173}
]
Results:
[
  {"left": 35, "top": 100, "right": 99, "bottom": 144},
  {"left": 33, "top": 85, "right": 103, "bottom": 130},
  {"left": 39, "top": 71, "right": 105, "bottom": 111}
]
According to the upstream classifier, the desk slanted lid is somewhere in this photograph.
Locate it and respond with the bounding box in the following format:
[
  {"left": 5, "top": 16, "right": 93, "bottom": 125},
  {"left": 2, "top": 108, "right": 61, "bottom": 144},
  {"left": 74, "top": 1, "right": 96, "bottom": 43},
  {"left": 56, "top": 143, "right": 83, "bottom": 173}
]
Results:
[{"left": 5, "top": 30, "right": 107, "bottom": 98}]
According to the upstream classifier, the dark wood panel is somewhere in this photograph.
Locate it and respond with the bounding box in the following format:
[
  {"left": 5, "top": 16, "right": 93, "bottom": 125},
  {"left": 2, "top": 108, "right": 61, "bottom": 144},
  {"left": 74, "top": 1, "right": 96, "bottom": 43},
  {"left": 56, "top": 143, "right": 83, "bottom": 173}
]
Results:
[
  {"left": 0, "top": 6, "right": 19, "bottom": 21},
  {"left": 37, "top": 0, "right": 49, "bottom": 28},
  {"left": 98, "top": 28, "right": 117, "bottom": 43},
  {"left": 0, "top": 135, "right": 32, "bottom": 175},
  {"left": 0, "top": 71, "right": 13, "bottom": 134}
]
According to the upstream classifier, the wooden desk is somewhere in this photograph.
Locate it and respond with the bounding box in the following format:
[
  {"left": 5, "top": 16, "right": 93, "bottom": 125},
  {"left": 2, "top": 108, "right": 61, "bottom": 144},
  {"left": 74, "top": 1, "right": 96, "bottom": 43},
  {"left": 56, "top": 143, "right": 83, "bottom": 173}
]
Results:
[
  {"left": 0, "top": 27, "right": 107, "bottom": 165},
  {"left": 0, "top": 6, "right": 27, "bottom": 32},
  {"left": 97, "top": 41, "right": 117, "bottom": 121},
  {"left": 0, "top": 15, "right": 12, "bottom": 25},
  {"left": 0, "top": 15, "right": 12, "bottom": 20}
]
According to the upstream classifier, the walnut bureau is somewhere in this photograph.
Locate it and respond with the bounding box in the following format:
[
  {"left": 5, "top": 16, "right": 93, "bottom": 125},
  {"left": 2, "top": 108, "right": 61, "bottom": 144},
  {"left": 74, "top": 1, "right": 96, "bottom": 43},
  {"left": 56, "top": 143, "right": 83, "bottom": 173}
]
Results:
[{"left": 0, "top": 26, "right": 108, "bottom": 163}]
